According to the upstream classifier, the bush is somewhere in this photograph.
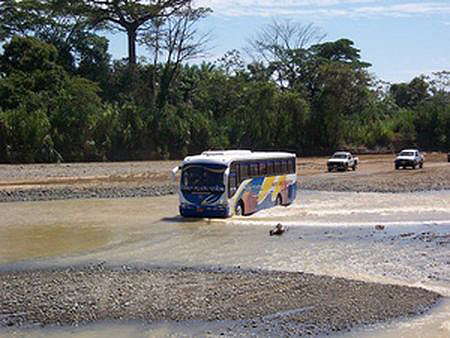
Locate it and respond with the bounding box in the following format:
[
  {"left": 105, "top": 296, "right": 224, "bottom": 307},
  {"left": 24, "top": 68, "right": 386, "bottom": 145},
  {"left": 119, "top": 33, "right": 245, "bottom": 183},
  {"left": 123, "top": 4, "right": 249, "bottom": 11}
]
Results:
[{"left": 0, "top": 107, "right": 60, "bottom": 163}]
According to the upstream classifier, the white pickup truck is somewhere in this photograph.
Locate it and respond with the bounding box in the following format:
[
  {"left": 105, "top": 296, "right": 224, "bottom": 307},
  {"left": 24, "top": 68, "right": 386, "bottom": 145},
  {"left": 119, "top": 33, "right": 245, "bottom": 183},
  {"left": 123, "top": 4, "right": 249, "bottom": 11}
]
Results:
[
  {"left": 327, "top": 152, "right": 359, "bottom": 172},
  {"left": 394, "top": 149, "right": 424, "bottom": 169}
]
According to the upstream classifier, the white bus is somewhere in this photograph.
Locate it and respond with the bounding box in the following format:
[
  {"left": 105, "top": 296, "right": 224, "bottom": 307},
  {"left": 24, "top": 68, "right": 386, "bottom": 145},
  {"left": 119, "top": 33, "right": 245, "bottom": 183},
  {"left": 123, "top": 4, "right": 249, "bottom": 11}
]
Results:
[{"left": 173, "top": 150, "right": 297, "bottom": 217}]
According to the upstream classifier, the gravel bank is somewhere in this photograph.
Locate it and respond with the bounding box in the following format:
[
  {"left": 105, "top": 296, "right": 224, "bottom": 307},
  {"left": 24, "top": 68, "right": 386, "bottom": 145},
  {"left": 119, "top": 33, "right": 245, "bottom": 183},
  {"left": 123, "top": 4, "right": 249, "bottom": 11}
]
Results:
[
  {"left": 0, "top": 184, "right": 177, "bottom": 203},
  {"left": 0, "top": 161, "right": 178, "bottom": 181},
  {"left": 1, "top": 176, "right": 448, "bottom": 202},
  {"left": 0, "top": 265, "right": 441, "bottom": 336},
  {"left": 299, "top": 166, "right": 450, "bottom": 193},
  {"left": 0, "top": 156, "right": 448, "bottom": 202}
]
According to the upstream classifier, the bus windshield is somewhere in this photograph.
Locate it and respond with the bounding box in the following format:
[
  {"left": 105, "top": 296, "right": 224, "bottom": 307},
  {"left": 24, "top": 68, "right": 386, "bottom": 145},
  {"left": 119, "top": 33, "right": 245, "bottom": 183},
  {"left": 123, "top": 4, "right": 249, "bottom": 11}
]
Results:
[{"left": 181, "top": 164, "right": 226, "bottom": 193}]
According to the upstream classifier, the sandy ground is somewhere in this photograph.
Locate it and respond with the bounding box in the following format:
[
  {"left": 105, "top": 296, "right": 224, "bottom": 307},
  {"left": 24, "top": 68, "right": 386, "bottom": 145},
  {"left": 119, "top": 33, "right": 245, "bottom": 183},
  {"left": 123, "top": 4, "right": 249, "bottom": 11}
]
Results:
[
  {"left": 299, "top": 153, "right": 450, "bottom": 192},
  {"left": 0, "top": 153, "right": 448, "bottom": 202}
]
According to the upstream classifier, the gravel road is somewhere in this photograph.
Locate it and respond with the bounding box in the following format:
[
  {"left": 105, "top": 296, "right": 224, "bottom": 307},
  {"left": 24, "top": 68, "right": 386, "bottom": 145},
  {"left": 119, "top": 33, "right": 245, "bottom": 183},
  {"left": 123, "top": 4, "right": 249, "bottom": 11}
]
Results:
[{"left": 0, "top": 265, "right": 441, "bottom": 336}]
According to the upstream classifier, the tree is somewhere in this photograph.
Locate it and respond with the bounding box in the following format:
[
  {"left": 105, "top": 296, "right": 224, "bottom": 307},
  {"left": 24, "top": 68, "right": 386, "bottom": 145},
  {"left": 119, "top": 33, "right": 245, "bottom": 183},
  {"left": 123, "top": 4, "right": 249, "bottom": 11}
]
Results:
[
  {"left": 390, "top": 76, "right": 430, "bottom": 109},
  {"left": 310, "top": 38, "right": 369, "bottom": 64},
  {"left": 0, "top": 0, "right": 112, "bottom": 78},
  {"left": 247, "top": 19, "right": 325, "bottom": 63},
  {"left": 0, "top": 36, "right": 66, "bottom": 111},
  {"left": 0, "top": 35, "right": 106, "bottom": 162},
  {"left": 246, "top": 19, "right": 325, "bottom": 88},
  {"left": 76, "top": 0, "right": 200, "bottom": 65},
  {"left": 0, "top": 106, "right": 57, "bottom": 163},
  {"left": 304, "top": 43, "right": 371, "bottom": 150},
  {"left": 141, "top": 5, "right": 211, "bottom": 107},
  {"left": 0, "top": 0, "right": 50, "bottom": 40}
]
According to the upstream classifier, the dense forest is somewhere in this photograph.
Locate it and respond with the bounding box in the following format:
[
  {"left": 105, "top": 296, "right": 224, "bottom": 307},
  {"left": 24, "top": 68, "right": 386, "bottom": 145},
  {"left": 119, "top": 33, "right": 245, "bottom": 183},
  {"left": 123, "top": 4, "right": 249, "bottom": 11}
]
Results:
[{"left": 0, "top": 0, "right": 449, "bottom": 163}]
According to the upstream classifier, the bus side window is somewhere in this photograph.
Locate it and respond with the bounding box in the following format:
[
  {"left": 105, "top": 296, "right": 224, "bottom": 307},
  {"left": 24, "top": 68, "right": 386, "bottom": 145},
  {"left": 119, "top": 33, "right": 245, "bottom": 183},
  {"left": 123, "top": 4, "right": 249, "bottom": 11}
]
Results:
[
  {"left": 250, "top": 162, "right": 258, "bottom": 177},
  {"left": 259, "top": 161, "right": 266, "bottom": 175},
  {"left": 235, "top": 163, "right": 240, "bottom": 183},
  {"left": 282, "top": 160, "right": 288, "bottom": 174},
  {"left": 275, "top": 160, "right": 281, "bottom": 175},
  {"left": 229, "top": 175, "right": 237, "bottom": 197},
  {"left": 229, "top": 163, "right": 238, "bottom": 197},
  {"left": 240, "top": 163, "right": 248, "bottom": 182},
  {"left": 267, "top": 161, "right": 274, "bottom": 175},
  {"left": 290, "top": 158, "right": 296, "bottom": 173}
]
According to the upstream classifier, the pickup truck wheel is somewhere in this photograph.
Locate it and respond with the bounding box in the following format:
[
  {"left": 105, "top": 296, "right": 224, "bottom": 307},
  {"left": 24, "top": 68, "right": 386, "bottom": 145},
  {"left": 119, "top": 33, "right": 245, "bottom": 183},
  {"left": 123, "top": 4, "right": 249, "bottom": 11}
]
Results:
[
  {"left": 352, "top": 164, "right": 356, "bottom": 171},
  {"left": 419, "top": 162, "right": 423, "bottom": 168},
  {"left": 412, "top": 164, "right": 416, "bottom": 169},
  {"left": 395, "top": 164, "right": 399, "bottom": 170},
  {"left": 327, "top": 168, "right": 332, "bottom": 172}
]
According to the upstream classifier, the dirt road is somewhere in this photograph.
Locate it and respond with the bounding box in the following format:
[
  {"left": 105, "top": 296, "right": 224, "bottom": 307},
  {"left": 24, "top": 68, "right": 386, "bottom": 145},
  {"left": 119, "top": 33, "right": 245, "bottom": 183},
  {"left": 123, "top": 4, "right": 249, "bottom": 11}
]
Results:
[{"left": 299, "top": 153, "right": 450, "bottom": 192}]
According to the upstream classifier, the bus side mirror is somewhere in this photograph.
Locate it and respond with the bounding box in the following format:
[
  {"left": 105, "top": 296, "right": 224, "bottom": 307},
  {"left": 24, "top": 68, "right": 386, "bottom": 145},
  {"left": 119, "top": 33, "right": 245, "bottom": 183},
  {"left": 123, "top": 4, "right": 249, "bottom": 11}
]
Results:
[{"left": 171, "top": 166, "right": 180, "bottom": 182}]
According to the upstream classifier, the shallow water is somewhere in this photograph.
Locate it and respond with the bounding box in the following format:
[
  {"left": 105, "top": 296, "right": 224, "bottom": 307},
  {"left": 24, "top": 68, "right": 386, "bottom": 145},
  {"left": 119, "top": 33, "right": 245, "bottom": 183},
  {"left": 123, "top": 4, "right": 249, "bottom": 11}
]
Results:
[{"left": 0, "top": 191, "right": 449, "bottom": 337}]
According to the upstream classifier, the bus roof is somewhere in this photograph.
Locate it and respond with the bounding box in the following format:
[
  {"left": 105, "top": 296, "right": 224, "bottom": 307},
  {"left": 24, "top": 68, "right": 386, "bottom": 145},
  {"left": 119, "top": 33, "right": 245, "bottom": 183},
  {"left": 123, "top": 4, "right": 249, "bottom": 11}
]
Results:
[{"left": 182, "top": 150, "right": 296, "bottom": 166}]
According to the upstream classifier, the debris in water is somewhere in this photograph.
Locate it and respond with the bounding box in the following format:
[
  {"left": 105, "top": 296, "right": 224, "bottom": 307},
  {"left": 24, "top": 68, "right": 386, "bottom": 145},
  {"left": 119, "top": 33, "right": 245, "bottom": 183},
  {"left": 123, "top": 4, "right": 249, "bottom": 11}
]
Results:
[{"left": 270, "top": 223, "right": 287, "bottom": 236}]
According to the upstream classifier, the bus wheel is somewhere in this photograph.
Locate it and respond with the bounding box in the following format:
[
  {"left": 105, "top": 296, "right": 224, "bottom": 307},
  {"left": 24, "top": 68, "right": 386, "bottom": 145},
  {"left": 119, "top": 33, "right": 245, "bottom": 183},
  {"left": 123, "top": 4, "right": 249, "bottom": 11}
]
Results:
[
  {"left": 276, "top": 194, "right": 282, "bottom": 206},
  {"left": 235, "top": 201, "right": 244, "bottom": 216}
]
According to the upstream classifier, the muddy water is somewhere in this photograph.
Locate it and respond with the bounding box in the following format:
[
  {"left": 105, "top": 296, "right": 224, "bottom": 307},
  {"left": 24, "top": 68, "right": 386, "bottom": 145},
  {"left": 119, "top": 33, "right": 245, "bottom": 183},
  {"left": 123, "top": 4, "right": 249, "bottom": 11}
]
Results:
[
  {"left": 0, "top": 191, "right": 449, "bottom": 337},
  {"left": 0, "top": 197, "right": 171, "bottom": 263}
]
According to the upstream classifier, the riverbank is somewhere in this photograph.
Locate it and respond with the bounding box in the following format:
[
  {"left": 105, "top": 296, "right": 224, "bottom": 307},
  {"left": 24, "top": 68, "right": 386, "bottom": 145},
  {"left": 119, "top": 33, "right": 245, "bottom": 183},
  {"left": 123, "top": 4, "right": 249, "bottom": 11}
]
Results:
[
  {"left": 0, "top": 153, "right": 448, "bottom": 202},
  {"left": 0, "top": 265, "right": 441, "bottom": 336}
]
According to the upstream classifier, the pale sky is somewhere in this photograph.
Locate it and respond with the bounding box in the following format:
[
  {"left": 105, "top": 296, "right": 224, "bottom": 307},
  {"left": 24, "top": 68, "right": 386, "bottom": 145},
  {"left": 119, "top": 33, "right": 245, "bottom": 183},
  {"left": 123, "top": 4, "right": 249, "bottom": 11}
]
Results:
[{"left": 107, "top": 0, "right": 450, "bottom": 83}]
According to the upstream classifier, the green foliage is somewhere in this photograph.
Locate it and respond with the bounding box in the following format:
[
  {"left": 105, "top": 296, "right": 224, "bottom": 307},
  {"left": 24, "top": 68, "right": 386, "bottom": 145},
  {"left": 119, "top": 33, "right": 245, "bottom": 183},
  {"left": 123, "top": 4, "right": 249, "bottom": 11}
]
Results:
[
  {"left": 390, "top": 76, "right": 430, "bottom": 109},
  {"left": 50, "top": 76, "right": 103, "bottom": 161},
  {"left": 0, "top": 36, "right": 67, "bottom": 111},
  {"left": 0, "top": 27, "right": 448, "bottom": 163},
  {"left": 0, "top": 106, "right": 59, "bottom": 163},
  {"left": 414, "top": 93, "right": 450, "bottom": 149}
]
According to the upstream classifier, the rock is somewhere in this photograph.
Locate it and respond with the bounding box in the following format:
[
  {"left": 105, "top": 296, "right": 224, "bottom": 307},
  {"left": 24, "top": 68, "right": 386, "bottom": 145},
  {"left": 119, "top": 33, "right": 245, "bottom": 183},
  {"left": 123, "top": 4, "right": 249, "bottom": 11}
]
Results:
[
  {"left": 270, "top": 223, "right": 287, "bottom": 236},
  {"left": 375, "top": 224, "right": 385, "bottom": 230}
]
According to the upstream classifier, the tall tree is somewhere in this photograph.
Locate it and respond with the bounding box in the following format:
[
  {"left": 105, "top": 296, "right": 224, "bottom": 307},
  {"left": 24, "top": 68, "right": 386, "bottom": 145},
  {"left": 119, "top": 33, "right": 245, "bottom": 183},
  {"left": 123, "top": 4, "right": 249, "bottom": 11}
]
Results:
[
  {"left": 0, "top": 0, "right": 111, "bottom": 76},
  {"left": 246, "top": 19, "right": 325, "bottom": 88},
  {"left": 390, "top": 76, "right": 430, "bottom": 109},
  {"left": 0, "top": 0, "right": 50, "bottom": 40},
  {"left": 141, "top": 5, "right": 211, "bottom": 107},
  {"left": 77, "top": 0, "right": 197, "bottom": 65}
]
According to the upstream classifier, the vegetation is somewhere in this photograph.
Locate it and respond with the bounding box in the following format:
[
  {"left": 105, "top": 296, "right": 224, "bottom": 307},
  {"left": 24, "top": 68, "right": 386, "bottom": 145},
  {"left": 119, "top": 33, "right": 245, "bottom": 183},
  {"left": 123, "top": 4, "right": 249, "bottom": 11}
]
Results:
[{"left": 0, "top": 1, "right": 449, "bottom": 163}]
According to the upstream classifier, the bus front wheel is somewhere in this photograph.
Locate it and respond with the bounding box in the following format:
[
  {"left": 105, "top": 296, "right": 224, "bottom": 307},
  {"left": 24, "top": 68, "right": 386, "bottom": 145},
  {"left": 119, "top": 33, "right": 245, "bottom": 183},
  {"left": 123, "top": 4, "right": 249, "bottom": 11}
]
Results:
[
  {"left": 235, "top": 201, "right": 244, "bottom": 216},
  {"left": 275, "top": 194, "right": 282, "bottom": 206}
]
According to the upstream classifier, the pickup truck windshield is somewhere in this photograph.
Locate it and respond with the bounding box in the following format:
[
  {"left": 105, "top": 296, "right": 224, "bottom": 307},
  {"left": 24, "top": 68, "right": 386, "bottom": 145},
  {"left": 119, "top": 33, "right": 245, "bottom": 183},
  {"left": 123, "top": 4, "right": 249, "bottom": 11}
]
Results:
[
  {"left": 399, "top": 151, "right": 414, "bottom": 156},
  {"left": 332, "top": 154, "right": 347, "bottom": 159}
]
